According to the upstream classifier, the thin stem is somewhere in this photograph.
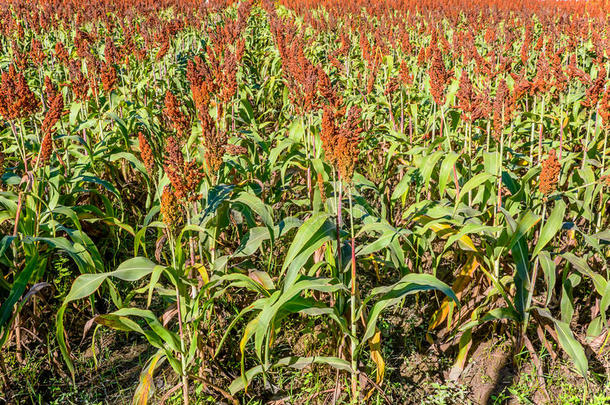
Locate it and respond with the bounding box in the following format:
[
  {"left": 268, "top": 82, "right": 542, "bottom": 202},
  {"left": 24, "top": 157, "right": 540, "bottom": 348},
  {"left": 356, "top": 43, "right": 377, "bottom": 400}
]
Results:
[
  {"left": 523, "top": 201, "right": 546, "bottom": 334},
  {"left": 582, "top": 108, "right": 593, "bottom": 170},
  {"left": 467, "top": 122, "right": 472, "bottom": 205},
  {"left": 186, "top": 206, "right": 196, "bottom": 298},
  {"left": 168, "top": 231, "right": 189, "bottom": 405},
  {"left": 441, "top": 106, "right": 449, "bottom": 151},
  {"left": 529, "top": 97, "right": 537, "bottom": 169},
  {"left": 559, "top": 95, "right": 565, "bottom": 160},
  {"left": 538, "top": 97, "right": 545, "bottom": 165},
  {"left": 494, "top": 127, "right": 505, "bottom": 228},
  {"left": 400, "top": 90, "right": 404, "bottom": 134},
  {"left": 486, "top": 120, "right": 490, "bottom": 153},
  {"left": 176, "top": 282, "right": 189, "bottom": 405},
  {"left": 348, "top": 187, "right": 358, "bottom": 403},
  {"left": 597, "top": 127, "right": 608, "bottom": 232},
  {"left": 336, "top": 171, "right": 343, "bottom": 279},
  {"left": 431, "top": 102, "right": 437, "bottom": 143},
  {"left": 10, "top": 120, "right": 27, "bottom": 172}
]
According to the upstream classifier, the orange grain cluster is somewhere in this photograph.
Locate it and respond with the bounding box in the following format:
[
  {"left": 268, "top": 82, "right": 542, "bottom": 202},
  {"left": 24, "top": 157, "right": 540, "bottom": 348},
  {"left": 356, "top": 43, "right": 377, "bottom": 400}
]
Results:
[
  {"left": 37, "top": 92, "right": 65, "bottom": 166},
  {"left": 0, "top": 65, "right": 39, "bottom": 121},
  {"left": 163, "top": 136, "right": 205, "bottom": 202},
  {"left": 539, "top": 149, "right": 561, "bottom": 195},
  {"left": 160, "top": 185, "right": 182, "bottom": 229},
  {"left": 100, "top": 62, "right": 117, "bottom": 93},
  {"left": 38, "top": 132, "right": 54, "bottom": 166},
  {"left": 138, "top": 132, "right": 156, "bottom": 176},
  {"left": 164, "top": 91, "right": 191, "bottom": 138},
  {"left": 321, "top": 105, "right": 363, "bottom": 182}
]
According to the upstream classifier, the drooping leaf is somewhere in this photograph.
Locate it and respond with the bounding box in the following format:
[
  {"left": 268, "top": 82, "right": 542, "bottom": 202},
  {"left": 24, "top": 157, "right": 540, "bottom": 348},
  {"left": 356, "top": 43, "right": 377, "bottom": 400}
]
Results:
[
  {"left": 229, "top": 356, "right": 352, "bottom": 395},
  {"left": 554, "top": 320, "right": 588, "bottom": 379},
  {"left": 362, "top": 274, "right": 458, "bottom": 344},
  {"left": 132, "top": 351, "right": 166, "bottom": 405}
]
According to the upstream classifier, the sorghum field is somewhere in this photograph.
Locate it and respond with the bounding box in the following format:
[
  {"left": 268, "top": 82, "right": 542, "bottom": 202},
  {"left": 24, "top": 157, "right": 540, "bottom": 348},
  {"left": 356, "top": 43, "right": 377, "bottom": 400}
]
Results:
[{"left": 1, "top": 0, "right": 610, "bottom": 403}]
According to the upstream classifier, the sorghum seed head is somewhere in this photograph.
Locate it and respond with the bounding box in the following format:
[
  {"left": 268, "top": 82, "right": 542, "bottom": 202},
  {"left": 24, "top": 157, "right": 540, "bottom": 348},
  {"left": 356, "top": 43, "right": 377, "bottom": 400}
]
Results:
[{"left": 539, "top": 149, "right": 561, "bottom": 195}]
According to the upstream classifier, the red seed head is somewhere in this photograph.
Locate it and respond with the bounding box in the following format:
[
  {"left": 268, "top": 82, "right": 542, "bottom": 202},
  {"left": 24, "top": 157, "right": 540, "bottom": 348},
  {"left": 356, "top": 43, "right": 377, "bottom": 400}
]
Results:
[
  {"left": 160, "top": 185, "right": 182, "bottom": 230},
  {"left": 100, "top": 62, "right": 117, "bottom": 93},
  {"left": 138, "top": 132, "right": 156, "bottom": 176},
  {"left": 42, "top": 92, "right": 64, "bottom": 137},
  {"left": 164, "top": 91, "right": 190, "bottom": 138},
  {"left": 539, "top": 149, "right": 561, "bottom": 195},
  {"left": 38, "top": 131, "right": 54, "bottom": 166},
  {"left": 0, "top": 64, "right": 39, "bottom": 120}
]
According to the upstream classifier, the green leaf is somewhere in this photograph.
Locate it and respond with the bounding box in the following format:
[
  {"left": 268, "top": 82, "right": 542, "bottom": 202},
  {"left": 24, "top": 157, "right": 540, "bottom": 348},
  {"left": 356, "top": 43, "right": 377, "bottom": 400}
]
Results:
[
  {"left": 112, "top": 257, "right": 158, "bottom": 281},
  {"left": 554, "top": 320, "right": 588, "bottom": 379},
  {"left": 538, "top": 251, "right": 556, "bottom": 306},
  {"left": 506, "top": 210, "right": 540, "bottom": 251},
  {"left": 233, "top": 227, "right": 270, "bottom": 257},
  {"left": 391, "top": 172, "right": 411, "bottom": 201},
  {"left": 57, "top": 257, "right": 159, "bottom": 382},
  {"left": 356, "top": 222, "right": 409, "bottom": 257},
  {"left": 254, "top": 277, "right": 344, "bottom": 363},
  {"left": 75, "top": 175, "right": 120, "bottom": 198},
  {"left": 109, "top": 152, "right": 148, "bottom": 177},
  {"left": 233, "top": 192, "right": 274, "bottom": 241},
  {"left": 112, "top": 308, "right": 181, "bottom": 352},
  {"left": 438, "top": 152, "right": 460, "bottom": 197},
  {"left": 56, "top": 305, "right": 74, "bottom": 382},
  {"left": 562, "top": 252, "right": 607, "bottom": 295},
  {"left": 420, "top": 151, "right": 444, "bottom": 190},
  {"left": 229, "top": 356, "right": 352, "bottom": 395},
  {"left": 501, "top": 209, "right": 539, "bottom": 318},
  {"left": 64, "top": 257, "right": 157, "bottom": 303},
  {"left": 28, "top": 236, "right": 97, "bottom": 274},
  {"left": 0, "top": 254, "right": 38, "bottom": 326},
  {"left": 532, "top": 200, "right": 566, "bottom": 257},
  {"left": 132, "top": 350, "right": 165, "bottom": 405},
  {"left": 147, "top": 265, "right": 165, "bottom": 308},
  {"left": 600, "top": 282, "right": 610, "bottom": 326},
  {"left": 480, "top": 307, "right": 520, "bottom": 323},
  {"left": 280, "top": 213, "right": 335, "bottom": 290},
  {"left": 362, "top": 274, "right": 458, "bottom": 344},
  {"left": 592, "top": 230, "right": 610, "bottom": 244},
  {"left": 455, "top": 173, "right": 493, "bottom": 210},
  {"left": 215, "top": 299, "right": 267, "bottom": 358},
  {"left": 64, "top": 274, "right": 108, "bottom": 303}
]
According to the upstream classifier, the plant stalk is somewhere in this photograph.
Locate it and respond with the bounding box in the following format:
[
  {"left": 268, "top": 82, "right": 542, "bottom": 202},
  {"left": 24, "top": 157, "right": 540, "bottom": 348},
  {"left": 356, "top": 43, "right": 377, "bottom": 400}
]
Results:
[{"left": 348, "top": 188, "right": 358, "bottom": 403}]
